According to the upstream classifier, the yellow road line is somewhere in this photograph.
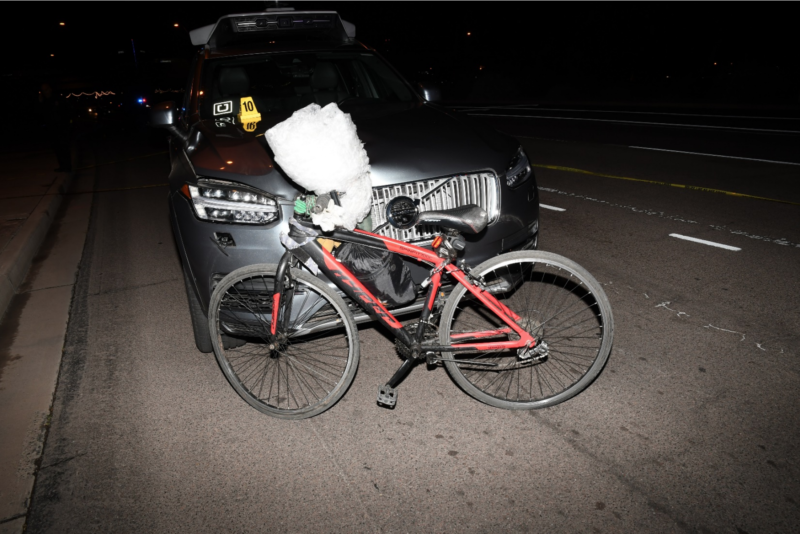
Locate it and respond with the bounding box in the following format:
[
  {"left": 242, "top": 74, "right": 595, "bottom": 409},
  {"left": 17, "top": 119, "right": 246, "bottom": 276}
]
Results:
[
  {"left": 531, "top": 163, "right": 800, "bottom": 206},
  {"left": 76, "top": 151, "right": 169, "bottom": 170}
]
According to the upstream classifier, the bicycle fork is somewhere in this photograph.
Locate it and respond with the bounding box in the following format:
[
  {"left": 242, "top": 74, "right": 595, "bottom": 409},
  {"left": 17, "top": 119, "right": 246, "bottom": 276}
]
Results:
[{"left": 271, "top": 251, "right": 295, "bottom": 337}]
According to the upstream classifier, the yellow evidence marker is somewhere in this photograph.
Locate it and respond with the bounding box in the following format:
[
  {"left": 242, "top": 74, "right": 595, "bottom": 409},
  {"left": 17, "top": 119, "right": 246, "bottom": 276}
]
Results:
[{"left": 238, "top": 96, "right": 261, "bottom": 129}]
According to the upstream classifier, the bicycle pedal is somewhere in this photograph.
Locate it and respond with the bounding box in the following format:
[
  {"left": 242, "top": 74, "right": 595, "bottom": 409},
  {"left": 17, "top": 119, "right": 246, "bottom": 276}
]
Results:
[{"left": 377, "top": 384, "right": 397, "bottom": 408}]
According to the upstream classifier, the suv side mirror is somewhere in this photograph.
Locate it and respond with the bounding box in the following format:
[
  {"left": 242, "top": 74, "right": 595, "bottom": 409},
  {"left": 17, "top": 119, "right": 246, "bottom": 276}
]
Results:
[
  {"left": 150, "top": 101, "right": 187, "bottom": 142},
  {"left": 416, "top": 82, "right": 442, "bottom": 103}
]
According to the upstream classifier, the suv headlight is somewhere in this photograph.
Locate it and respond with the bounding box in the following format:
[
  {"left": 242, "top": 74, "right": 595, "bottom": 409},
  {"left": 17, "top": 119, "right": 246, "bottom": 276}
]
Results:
[
  {"left": 182, "top": 179, "right": 279, "bottom": 224},
  {"left": 506, "top": 148, "right": 533, "bottom": 188}
]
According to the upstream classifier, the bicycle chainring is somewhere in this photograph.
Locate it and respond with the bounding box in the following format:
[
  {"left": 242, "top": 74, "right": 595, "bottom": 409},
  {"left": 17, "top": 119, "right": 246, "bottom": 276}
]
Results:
[{"left": 395, "top": 322, "right": 438, "bottom": 359}]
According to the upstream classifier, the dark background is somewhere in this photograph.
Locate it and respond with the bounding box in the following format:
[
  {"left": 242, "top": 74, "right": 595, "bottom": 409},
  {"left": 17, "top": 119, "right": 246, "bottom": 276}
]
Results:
[{"left": 4, "top": 1, "right": 798, "bottom": 141}]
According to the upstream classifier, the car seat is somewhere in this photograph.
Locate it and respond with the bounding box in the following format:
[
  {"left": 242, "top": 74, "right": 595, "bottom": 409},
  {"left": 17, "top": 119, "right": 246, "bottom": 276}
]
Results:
[
  {"left": 249, "top": 61, "right": 290, "bottom": 112},
  {"left": 310, "top": 62, "right": 346, "bottom": 106},
  {"left": 217, "top": 67, "right": 251, "bottom": 99}
]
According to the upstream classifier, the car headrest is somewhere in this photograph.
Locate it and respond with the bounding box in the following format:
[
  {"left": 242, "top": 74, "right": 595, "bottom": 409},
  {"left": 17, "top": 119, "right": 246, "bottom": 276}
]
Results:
[
  {"left": 312, "top": 62, "right": 340, "bottom": 90},
  {"left": 292, "top": 63, "right": 312, "bottom": 79},
  {"left": 218, "top": 67, "right": 250, "bottom": 96}
]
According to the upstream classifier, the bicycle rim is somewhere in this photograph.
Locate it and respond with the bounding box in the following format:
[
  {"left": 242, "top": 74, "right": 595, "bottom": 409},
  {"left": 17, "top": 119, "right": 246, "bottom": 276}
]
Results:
[
  {"left": 440, "top": 251, "right": 614, "bottom": 409},
  {"left": 209, "top": 265, "right": 359, "bottom": 419}
]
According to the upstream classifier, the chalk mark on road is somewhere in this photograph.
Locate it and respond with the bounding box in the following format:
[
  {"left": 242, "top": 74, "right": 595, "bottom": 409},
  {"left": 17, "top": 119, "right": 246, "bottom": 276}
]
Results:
[
  {"left": 655, "top": 301, "right": 690, "bottom": 318},
  {"left": 533, "top": 163, "right": 800, "bottom": 206},
  {"left": 539, "top": 186, "right": 698, "bottom": 223},
  {"left": 709, "top": 225, "right": 797, "bottom": 247},
  {"left": 643, "top": 295, "right": 789, "bottom": 356},
  {"left": 704, "top": 324, "right": 746, "bottom": 342},
  {"left": 630, "top": 146, "right": 800, "bottom": 166},
  {"left": 539, "top": 186, "right": 800, "bottom": 248}
]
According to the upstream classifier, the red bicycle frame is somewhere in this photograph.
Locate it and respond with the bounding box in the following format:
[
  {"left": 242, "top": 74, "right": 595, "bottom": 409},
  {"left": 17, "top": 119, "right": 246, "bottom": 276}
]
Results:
[{"left": 273, "top": 222, "right": 536, "bottom": 354}]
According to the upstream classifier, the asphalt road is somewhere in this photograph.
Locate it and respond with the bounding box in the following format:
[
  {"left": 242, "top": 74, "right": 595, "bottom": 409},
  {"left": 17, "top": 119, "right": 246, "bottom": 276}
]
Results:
[
  {"left": 26, "top": 111, "right": 800, "bottom": 533},
  {"left": 458, "top": 104, "right": 800, "bottom": 166}
]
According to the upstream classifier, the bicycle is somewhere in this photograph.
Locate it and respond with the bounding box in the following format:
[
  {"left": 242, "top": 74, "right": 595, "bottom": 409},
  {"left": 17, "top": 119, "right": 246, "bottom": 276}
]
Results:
[{"left": 207, "top": 194, "right": 614, "bottom": 419}]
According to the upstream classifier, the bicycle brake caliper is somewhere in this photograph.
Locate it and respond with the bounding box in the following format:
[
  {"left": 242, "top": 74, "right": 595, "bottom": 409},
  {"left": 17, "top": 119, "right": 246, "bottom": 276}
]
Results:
[{"left": 462, "top": 264, "right": 486, "bottom": 290}]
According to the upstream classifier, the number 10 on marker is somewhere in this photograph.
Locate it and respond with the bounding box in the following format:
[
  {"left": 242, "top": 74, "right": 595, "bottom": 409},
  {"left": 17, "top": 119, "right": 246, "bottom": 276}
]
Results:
[{"left": 238, "top": 96, "right": 261, "bottom": 124}]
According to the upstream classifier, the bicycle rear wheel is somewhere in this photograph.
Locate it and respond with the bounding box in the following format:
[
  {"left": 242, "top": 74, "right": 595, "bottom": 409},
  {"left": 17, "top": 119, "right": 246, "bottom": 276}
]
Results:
[
  {"left": 439, "top": 251, "right": 613, "bottom": 410},
  {"left": 208, "top": 264, "right": 359, "bottom": 419}
]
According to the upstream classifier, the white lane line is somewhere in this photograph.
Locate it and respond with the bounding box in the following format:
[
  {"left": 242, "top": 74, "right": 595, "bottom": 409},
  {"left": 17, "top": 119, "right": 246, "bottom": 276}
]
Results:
[
  {"left": 629, "top": 146, "right": 800, "bottom": 166},
  {"left": 540, "top": 204, "right": 566, "bottom": 212},
  {"left": 449, "top": 104, "right": 538, "bottom": 109},
  {"left": 467, "top": 113, "right": 800, "bottom": 134},
  {"left": 669, "top": 234, "right": 741, "bottom": 251},
  {"left": 469, "top": 106, "right": 800, "bottom": 121}
]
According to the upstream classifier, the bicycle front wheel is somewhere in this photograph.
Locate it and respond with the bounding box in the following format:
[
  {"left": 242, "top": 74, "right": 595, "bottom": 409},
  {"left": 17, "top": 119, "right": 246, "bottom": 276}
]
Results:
[
  {"left": 208, "top": 264, "right": 359, "bottom": 419},
  {"left": 440, "top": 251, "right": 614, "bottom": 410}
]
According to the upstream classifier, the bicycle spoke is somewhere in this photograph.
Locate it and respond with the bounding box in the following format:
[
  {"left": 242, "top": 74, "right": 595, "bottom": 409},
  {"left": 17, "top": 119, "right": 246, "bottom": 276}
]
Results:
[
  {"left": 442, "top": 254, "right": 612, "bottom": 408},
  {"left": 211, "top": 268, "right": 358, "bottom": 418}
]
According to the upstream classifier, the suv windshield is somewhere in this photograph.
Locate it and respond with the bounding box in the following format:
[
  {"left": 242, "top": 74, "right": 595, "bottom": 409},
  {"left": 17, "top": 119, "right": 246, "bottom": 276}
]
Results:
[{"left": 198, "top": 51, "right": 416, "bottom": 119}]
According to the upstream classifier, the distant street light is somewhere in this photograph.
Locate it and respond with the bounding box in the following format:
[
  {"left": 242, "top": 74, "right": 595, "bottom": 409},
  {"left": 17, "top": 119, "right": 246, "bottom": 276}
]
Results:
[
  {"left": 174, "top": 23, "right": 179, "bottom": 27},
  {"left": 50, "top": 54, "right": 55, "bottom": 57},
  {"left": 59, "top": 22, "right": 65, "bottom": 26},
  {"left": 466, "top": 32, "right": 472, "bottom": 36}
]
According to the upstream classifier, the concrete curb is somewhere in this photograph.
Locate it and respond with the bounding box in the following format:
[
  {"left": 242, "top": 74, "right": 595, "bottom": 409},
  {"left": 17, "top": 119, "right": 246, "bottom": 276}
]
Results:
[{"left": 0, "top": 173, "right": 73, "bottom": 322}]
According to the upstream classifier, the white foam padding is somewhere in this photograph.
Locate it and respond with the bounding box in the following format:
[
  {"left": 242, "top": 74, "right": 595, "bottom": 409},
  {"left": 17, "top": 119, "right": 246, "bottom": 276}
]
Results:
[{"left": 266, "top": 103, "right": 372, "bottom": 231}]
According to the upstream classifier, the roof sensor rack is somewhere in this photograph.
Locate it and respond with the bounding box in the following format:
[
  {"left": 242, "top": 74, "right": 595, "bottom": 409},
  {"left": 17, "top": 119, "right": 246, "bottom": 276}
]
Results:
[{"left": 190, "top": 11, "right": 354, "bottom": 49}]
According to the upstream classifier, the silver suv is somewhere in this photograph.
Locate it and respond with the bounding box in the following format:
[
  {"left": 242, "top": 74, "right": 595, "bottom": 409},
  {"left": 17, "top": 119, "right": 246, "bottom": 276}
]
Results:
[{"left": 151, "top": 9, "right": 539, "bottom": 352}]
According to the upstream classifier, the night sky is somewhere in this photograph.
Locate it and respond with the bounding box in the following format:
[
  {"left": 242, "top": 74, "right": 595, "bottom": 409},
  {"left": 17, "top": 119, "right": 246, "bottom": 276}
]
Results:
[{"left": 4, "top": 2, "right": 798, "bottom": 106}]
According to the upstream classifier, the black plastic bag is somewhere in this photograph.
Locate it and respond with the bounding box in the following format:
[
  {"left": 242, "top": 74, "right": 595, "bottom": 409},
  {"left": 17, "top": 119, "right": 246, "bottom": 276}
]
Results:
[{"left": 335, "top": 243, "right": 416, "bottom": 308}]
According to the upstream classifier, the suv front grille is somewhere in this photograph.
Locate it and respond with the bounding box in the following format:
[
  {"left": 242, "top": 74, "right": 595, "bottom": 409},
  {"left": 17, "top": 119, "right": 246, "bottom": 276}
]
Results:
[{"left": 370, "top": 172, "right": 499, "bottom": 242}]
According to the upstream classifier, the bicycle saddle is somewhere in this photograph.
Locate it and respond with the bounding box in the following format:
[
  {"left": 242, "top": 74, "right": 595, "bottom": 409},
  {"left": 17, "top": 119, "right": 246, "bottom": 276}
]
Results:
[{"left": 416, "top": 204, "right": 488, "bottom": 234}]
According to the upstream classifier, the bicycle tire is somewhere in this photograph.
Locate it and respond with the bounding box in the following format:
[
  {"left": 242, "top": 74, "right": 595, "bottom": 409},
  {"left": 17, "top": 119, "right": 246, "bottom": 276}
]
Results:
[
  {"left": 208, "top": 264, "right": 359, "bottom": 419},
  {"left": 439, "top": 251, "right": 614, "bottom": 410}
]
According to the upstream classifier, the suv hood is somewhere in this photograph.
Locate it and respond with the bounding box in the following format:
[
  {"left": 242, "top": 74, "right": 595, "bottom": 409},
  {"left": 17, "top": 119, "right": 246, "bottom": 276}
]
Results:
[{"left": 189, "top": 102, "right": 517, "bottom": 195}]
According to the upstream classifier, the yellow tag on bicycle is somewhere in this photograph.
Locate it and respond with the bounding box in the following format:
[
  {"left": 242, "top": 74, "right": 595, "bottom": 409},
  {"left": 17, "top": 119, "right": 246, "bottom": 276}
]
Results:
[{"left": 238, "top": 96, "right": 261, "bottom": 124}]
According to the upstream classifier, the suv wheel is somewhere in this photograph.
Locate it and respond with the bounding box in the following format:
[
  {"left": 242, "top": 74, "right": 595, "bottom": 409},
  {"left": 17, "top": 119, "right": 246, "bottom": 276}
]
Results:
[{"left": 183, "top": 264, "right": 248, "bottom": 353}]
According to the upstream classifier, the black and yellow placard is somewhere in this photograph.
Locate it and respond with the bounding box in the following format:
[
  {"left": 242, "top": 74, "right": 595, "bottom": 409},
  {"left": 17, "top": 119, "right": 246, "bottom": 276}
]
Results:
[{"left": 238, "top": 96, "right": 261, "bottom": 123}]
